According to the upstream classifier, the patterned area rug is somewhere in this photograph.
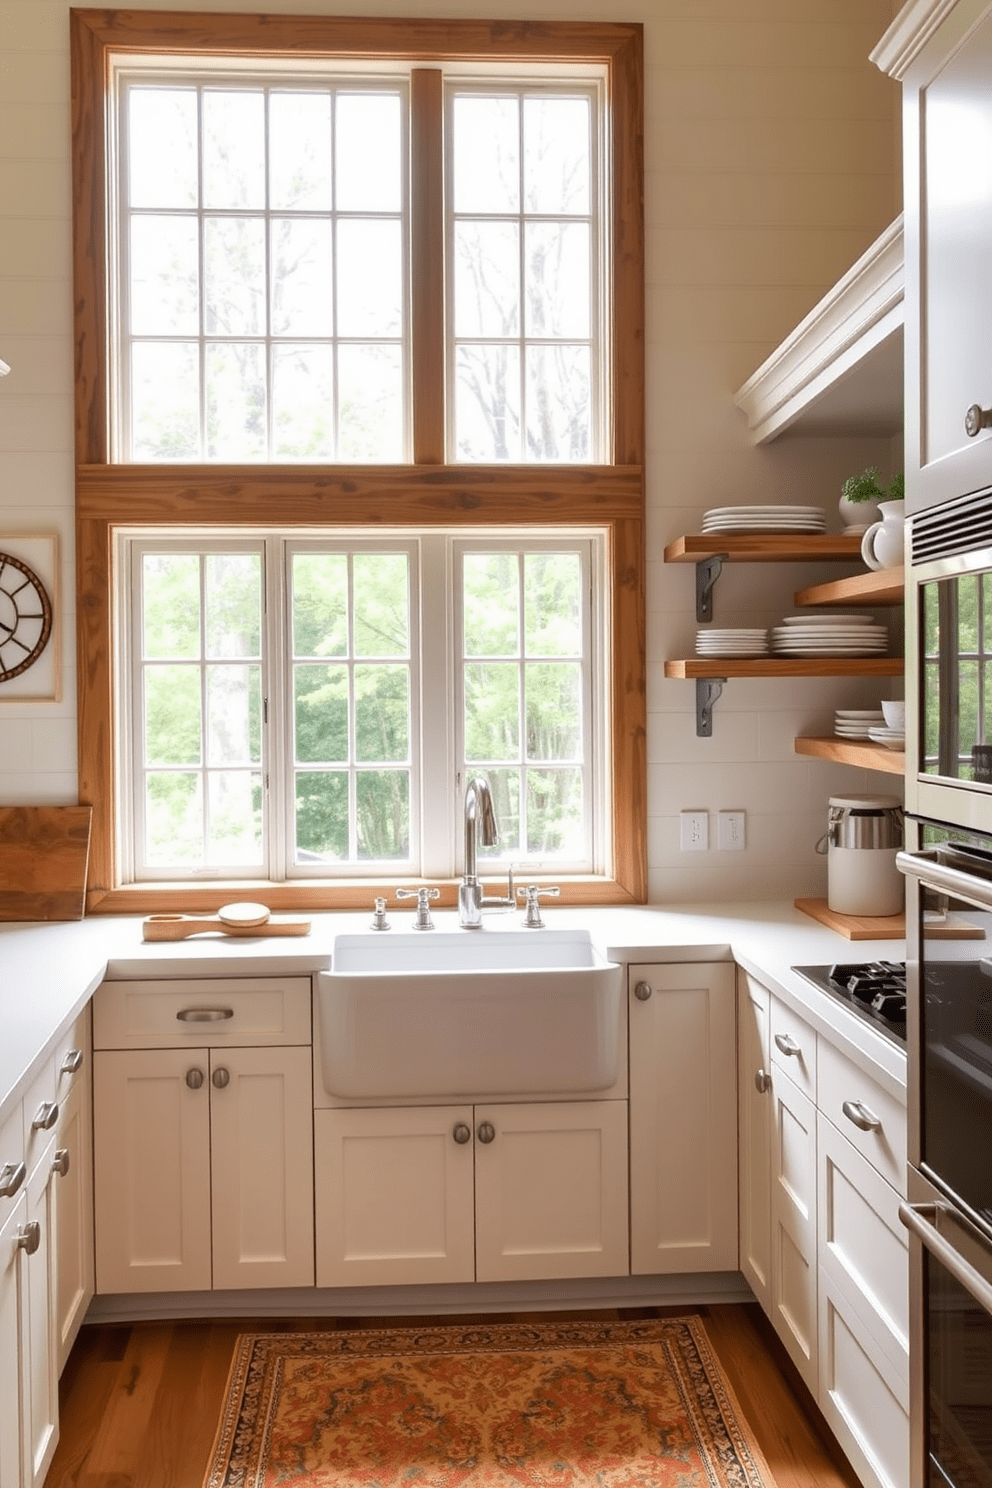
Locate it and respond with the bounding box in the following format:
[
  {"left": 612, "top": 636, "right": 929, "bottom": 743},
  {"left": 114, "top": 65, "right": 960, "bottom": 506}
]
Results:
[{"left": 204, "top": 1317, "right": 778, "bottom": 1488}]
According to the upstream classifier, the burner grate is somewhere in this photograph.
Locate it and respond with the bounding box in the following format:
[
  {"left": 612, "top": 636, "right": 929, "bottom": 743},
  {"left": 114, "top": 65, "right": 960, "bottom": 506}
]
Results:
[{"left": 791, "top": 961, "right": 907, "bottom": 1045}]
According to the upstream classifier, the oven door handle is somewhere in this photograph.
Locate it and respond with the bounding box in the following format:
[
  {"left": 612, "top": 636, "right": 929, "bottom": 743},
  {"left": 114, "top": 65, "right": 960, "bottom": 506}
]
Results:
[
  {"left": 896, "top": 848, "right": 992, "bottom": 911},
  {"left": 899, "top": 1202, "right": 992, "bottom": 1316}
]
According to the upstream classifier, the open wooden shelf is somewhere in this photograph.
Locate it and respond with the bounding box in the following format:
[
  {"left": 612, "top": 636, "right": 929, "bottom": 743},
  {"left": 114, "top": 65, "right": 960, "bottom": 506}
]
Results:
[
  {"left": 664, "top": 534, "right": 865, "bottom": 564},
  {"left": 665, "top": 658, "right": 904, "bottom": 680},
  {"left": 795, "top": 567, "right": 903, "bottom": 608},
  {"left": 794, "top": 736, "right": 905, "bottom": 774}
]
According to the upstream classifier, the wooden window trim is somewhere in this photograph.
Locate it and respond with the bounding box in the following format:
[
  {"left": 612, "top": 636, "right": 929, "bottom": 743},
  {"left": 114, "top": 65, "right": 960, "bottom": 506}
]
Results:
[{"left": 71, "top": 9, "right": 646, "bottom": 913}]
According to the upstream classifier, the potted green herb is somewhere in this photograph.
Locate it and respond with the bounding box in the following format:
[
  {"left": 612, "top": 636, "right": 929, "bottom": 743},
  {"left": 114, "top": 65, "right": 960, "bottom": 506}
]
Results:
[{"left": 839, "top": 467, "right": 904, "bottom": 533}]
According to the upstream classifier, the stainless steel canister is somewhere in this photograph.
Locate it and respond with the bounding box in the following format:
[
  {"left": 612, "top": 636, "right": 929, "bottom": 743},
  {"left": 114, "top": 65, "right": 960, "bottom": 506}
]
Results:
[{"left": 816, "top": 794, "right": 905, "bottom": 916}]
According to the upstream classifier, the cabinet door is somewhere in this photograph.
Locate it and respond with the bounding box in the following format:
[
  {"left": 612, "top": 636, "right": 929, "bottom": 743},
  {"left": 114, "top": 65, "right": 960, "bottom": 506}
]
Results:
[
  {"left": 314, "top": 1105, "right": 475, "bottom": 1287},
  {"left": 0, "top": 1195, "right": 26, "bottom": 1488},
  {"left": 738, "top": 972, "right": 773, "bottom": 1311},
  {"left": 209, "top": 1046, "right": 314, "bottom": 1290},
  {"left": 23, "top": 1142, "right": 58, "bottom": 1488},
  {"left": 54, "top": 1074, "right": 94, "bottom": 1371},
  {"left": 906, "top": 0, "right": 992, "bottom": 507},
  {"left": 771, "top": 1064, "right": 818, "bottom": 1394},
  {"left": 94, "top": 1049, "right": 211, "bottom": 1294},
  {"left": 629, "top": 962, "right": 738, "bottom": 1274},
  {"left": 474, "top": 1100, "right": 628, "bottom": 1283}
]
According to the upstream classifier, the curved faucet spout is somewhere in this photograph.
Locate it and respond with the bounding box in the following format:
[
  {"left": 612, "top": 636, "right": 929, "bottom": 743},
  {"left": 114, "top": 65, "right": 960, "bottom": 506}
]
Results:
[{"left": 460, "top": 777, "right": 503, "bottom": 926}]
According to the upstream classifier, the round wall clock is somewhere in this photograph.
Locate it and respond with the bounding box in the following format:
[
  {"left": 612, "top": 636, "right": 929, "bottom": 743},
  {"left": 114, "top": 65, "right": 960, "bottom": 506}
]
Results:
[{"left": 0, "top": 551, "right": 53, "bottom": 682}]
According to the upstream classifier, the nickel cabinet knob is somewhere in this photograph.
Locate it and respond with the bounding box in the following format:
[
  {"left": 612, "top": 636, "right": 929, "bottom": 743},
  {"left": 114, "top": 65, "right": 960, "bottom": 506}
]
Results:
[
  {"left": 185, "top": 1068, "right": 205, "bottom": 1090},
  {"left": 53, "top": 1148, "right": 71, "bottom": 1178},
  {"left": 965, "top": 403, "right": 992, "bottom": 437},
  {"left": 754, "top": 1068, "right": 772, "bottom": 1094},
  {"left": 17, "top": 1221, "right": 41, "bottom": 1256},
  {"left": 633, "top": 981, "right": 653, "bottom": 1001},
  {"left": 212, "top": 1067, "right": 230, "bottom": 1089},
  {"left": 452, "top": 1122, "right": 471, "bottom": 1144},
  {"left": 476, "top": 1121, "right": 496, "bottom": 1144}
]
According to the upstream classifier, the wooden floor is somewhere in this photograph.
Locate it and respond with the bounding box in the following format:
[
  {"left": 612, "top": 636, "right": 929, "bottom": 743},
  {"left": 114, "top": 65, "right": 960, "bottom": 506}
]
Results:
[{"left": 46, "top": 1303, "right": 860, "bottom": 1488}]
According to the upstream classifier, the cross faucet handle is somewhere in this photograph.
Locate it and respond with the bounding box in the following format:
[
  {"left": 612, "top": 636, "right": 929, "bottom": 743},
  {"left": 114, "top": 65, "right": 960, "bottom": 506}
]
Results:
[
  {"left": 517, "top": 884, "right": 560, "bottom": 928},
  {"left": 395, "top": 886, "right": 440, "bottom": 930}
]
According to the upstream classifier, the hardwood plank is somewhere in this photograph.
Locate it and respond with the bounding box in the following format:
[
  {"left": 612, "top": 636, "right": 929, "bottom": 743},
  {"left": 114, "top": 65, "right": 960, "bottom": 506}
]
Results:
[
  {"left": 0, "top": 806, "right": 93, "bottom": 921},
  {"left": 795, "top": 568, "right": 904, "bottom": 607},
  {"left": 665, "top": 657, "right": 903, "bottom": 679},
  {"left": 664, "top": 534, "right": 865, "bottom": 563},
  {"left": 794, "top": 736, "right": 905, "bottom": 774},
  {"left": 80, "top": 1324, "right": 174, "bottom": 1482}
]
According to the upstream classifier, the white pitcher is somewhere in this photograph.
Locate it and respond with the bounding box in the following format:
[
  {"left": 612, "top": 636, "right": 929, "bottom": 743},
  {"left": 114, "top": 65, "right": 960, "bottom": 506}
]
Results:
[{"left": 860, "top": 499, "right": 906, "bottom": 571}]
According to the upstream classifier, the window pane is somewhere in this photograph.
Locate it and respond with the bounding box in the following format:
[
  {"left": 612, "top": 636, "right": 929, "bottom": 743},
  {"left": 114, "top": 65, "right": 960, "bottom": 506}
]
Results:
[
  {"left": 205, "top": 553, "right": 261, "bottom": 658},
  {"left": 337, "top": 345, "right": 403, "bottom": 461},
  {"left": 129, "top": 88, "right": 197, "bottom": 210},
  {"left": 523, "top": 96, "right": 590, "bottom": 215},
  {"left": 336, "top": 220, "right": 402, "bottom": 338},
  {"left": 146, "top": 772, "right": 202, "bottom": 865},
  {"left": 295, "top": 664, "right": 348, "bottom": 764},
  {"left": 464, "top": 661, "right": 519, "bottom": 761},
  {"left": 463, "top": 553, "right": 519, "bottom": 655},
  {"left": 143, "top": 554, "right": 200, "bottom": 658},
  {"left": 353, "top": 553, "right": 409, "bottom": 657},
  {"left": 455, "top": 345, "right": 520, "bottom": 461},
  {"left": 269, "top": 91, "right": 332, "bottom": 211},
  {"left": 204, "top": 217, "right": 265, "bottom": 335},
  {"left": 292, "top": 554, "right": 348, "bottom": 657},
  {"left": 356, "top": 770, "right": 409, "bottom": 858},
  {"left": 454, "top": 222, "right": 519, "bottom": 338},
  {"left": 132, "top": 342, "right": 200, "bottom": 460},
  {"left": 525, "top": 552, "right": 581, "bottom": 656},
  {"left": 959, "top": 575, "right": 979, "bottom": 652},
  {"left": 355, "top": 665, "right": 409, "bottom": 762},
  {"left": 130, "top": 216, "right": 199, "bottom": 335},
  {"left": 335, "top": 93, "right": 402, "bottom": 212},
  {"left": 203, "top": 90, "right": 265, "bottom": 209},
  {"left": 526, "top": 661, "right": 581, "bottom": 760},
  {"left": 145, "top": 665, "right": 202, "bottom": 765},
  {"left": 271, "top": 218, "right": 333, "bottom": 336},
  {"left": 273, "top": 346, "right": 335, "bottom": 459},
  {"left": 207, "top": 665, "right": 261, "bottom": 765},
  {"left": 206, "top": 342, "right": 266, "bottom": 459},
  {"left": 525, "top": 345, "right": 591, "bottom": 462},
  {"left": 453, "top": 96, "right": 519, "bottom": 213},
  {"left": 207, "top": 770, "right": 262, "bottom": 864},
  {"left": 526, "top": 767, "right": 582, "bottom": 855},
  {"left": 525, "top": 223, "right": 589, "bottom": 338},
  {"left": 295, "top": 770, "right": 348, "bottom": 860}
]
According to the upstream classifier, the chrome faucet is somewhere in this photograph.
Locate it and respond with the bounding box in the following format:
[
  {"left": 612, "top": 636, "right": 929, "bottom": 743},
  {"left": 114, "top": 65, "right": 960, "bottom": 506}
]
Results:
[{"left": 458, "top": 777, "right": 513, "bottom": 927}]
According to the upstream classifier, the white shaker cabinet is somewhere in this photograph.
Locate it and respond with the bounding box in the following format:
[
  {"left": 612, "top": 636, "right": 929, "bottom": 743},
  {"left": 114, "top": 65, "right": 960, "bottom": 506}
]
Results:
[
  {"left": 53, "top": 1015, "right": 94, "bottom": 1371},
  {"left": 628, "top": 963, "right": 738, "bottom": 1275},
  {"left": 0, "top": 1193, "right": 25, "bottom": 1488},
  {"left": 93, "top": 977, "right": 314, "bottom": 1295},
  {"left": 315, "top": 1100, "right": 629, "bottom": 1288},
  {"left": 769, "top": 1063, "right": 819, "bottom": 1394},
  {"left": 895, "top": 0, "right": 992, "bottom": 507},
  {"left": 738, "top": 971, "right": 773, "bottom": 1312}
]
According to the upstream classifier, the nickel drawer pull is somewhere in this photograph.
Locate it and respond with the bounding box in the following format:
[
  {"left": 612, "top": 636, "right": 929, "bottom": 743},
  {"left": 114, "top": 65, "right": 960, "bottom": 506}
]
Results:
[
  {"left": 754, "top": 1068, "right": 772, "bottom": 1094},
  {"left": 17, "top": 1222, "right": 41, "bottom": 1256},
  {"left": 60, "top": 1049, "right": 84, "bottom": 1075},
  {"left": 53, "top": 1148, "right": 71, "bottom": 1178},
  {"left": 774, "top": 1033, "right": 801, "bottom": 1058},
  {"left": 32, "top": 1102, "right": 59, "bottom": 1131},
  {"left": 842, "top": 1099, "right": 882, "bottom": 1133},
  {"left": 0, "top": 1161, "right": 27, "bottom": 1198},
  {"left": 177, "top": 1007, "right": 235, "bottom": 1022}
]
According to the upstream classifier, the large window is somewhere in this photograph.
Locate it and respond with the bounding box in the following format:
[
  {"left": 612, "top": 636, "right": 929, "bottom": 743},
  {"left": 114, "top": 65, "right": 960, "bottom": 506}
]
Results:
[{"left": 71, "top": 11, "right": 645, "bottom": 911}]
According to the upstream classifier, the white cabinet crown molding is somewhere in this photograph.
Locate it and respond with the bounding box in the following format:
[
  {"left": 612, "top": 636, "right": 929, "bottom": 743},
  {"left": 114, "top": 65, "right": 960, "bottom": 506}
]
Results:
[
  {"left": 733, "top": 217, "right": 904, "bottom": 445},
  {"left": 871, "top": 0, "right": 967, "bottom": 78}
]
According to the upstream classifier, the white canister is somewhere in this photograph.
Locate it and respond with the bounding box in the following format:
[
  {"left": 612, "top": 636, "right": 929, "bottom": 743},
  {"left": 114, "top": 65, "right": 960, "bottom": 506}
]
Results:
[{"left": 817, "top": 794, "right": 904, "bottom": 917}]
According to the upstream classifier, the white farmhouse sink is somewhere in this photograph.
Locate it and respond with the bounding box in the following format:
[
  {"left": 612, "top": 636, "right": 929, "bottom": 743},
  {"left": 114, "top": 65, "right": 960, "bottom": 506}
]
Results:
[{"left": 317, "top": 928, "right": 622, "bottom": 1099}]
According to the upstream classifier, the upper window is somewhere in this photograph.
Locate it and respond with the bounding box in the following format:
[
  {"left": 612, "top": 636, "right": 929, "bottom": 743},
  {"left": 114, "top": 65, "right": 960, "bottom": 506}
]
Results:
[{"left": 113, "top": 65, "right": 606, "bottom": 464}]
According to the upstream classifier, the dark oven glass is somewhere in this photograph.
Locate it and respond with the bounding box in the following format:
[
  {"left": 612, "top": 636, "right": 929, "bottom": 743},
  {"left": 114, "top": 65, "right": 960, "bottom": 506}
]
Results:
[
  {"left": 926, "top": 1243, "right": 992, "bottom": 1487},
  {"left": 921, "top": 573, "right": 992, "bottom": 787},
  {"left": 920, "top": 872, "right": 992, "bottom": 1231}
]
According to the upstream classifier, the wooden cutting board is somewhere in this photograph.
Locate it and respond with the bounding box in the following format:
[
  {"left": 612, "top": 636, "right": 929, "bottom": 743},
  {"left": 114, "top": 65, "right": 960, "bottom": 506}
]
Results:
[
  {"left": 795, "top": 897, "right": 986, "bottom": 940},
  {"left": 0, "top": 806, "right": 93, "bottom": 921}
]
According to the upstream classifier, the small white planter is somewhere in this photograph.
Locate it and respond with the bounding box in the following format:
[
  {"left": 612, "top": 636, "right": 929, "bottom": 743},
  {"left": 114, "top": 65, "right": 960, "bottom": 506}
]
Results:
[{"left": 839, "top": 492, "right": 882, "bottom": 534}]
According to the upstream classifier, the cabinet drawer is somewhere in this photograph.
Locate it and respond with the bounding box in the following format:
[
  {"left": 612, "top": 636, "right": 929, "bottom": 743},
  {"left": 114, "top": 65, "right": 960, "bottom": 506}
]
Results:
[
  {"left": 818, "top": 1267, "right": 910, "bottom": 1488},
  {"left": 770, "top": 997, "right": 817, "bottom": 1101},
  {"left": 94, "top": 978, "right": 311, "bottom": 1049},
  {"left": 0, "top": 1100, "right": 24, "bottom": 1221},
  {"left": 817, "top": 1038, "right": 906, "bottom": 1195},
  {"left": 54, "top": 1008, "right": 90, "bottom": 1098}
]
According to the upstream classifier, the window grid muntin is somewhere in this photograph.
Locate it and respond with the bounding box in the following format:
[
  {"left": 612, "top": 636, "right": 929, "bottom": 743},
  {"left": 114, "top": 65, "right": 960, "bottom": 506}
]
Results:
[
  {"left": 444, "top": 80, "right": 605, "bottom": 465},
  {"left": 117, "top": 72, "right": 410, "bottom": 464}
]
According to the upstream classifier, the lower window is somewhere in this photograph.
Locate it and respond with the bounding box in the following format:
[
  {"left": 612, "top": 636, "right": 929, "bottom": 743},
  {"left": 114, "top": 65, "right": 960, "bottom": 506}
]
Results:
[{"left": 117, "top": 529, "right": 609, "bottom": 883}]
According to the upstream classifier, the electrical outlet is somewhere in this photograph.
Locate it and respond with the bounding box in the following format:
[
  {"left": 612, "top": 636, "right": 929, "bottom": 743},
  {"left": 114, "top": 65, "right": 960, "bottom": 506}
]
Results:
[
  {"left": 680, "top": 810, "right": 709, "bottom": 851},
  {"left": 718, "top": 810, "right": 746, "bottom": 851}
]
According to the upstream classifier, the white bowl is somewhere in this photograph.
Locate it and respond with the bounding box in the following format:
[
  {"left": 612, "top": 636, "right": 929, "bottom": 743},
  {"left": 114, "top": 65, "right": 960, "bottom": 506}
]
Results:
[{"left": 881, "top": 700, "right": 906, "bottom": 729}]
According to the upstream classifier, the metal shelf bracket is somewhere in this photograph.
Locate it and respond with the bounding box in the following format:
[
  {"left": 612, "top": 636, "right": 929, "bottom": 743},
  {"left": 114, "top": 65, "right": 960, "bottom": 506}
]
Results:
[
  {"left": 695, "top": 677, "right": 726, "bottom": 737},
  {"left": 695, "top": 555, "right": 727, "bottom": 622}
]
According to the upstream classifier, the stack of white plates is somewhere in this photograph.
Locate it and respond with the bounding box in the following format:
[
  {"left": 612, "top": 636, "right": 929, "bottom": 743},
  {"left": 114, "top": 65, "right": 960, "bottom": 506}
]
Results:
[
  {"left": 868, "top": 725, "right": 906, "bottom": 751},
  {"left": 701, "top": 505, "right": 826, "bottom": 534},
  {"left": 771, "top": 613, "right": 888, "bottom": 656},
  {"left": 834, "top": 708, "right": 885, "bottom": 739},
  {"left": 696, "top": 628, "right": 768, "bottom": 657}
]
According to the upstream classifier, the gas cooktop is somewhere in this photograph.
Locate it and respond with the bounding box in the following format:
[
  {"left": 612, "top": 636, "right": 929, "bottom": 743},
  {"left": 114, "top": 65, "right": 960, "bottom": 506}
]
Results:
[{"left": 791, "top": 961, "right": 907, "bottom": 1046}]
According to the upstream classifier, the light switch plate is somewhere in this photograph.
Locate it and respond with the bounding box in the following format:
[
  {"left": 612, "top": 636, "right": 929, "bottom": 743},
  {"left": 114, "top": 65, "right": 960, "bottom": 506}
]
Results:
[
  {"left": 718, "top": 810, "right": 746, "bottom": 850},
  {"left": 680, "top": 810, "right": 709, "bottom": 851}
]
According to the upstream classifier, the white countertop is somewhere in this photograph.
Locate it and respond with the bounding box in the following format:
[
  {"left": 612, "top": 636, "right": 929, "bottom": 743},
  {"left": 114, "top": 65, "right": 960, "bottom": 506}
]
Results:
[{"left": 0, "top": 901, "right": 913, "bottom": 1120}]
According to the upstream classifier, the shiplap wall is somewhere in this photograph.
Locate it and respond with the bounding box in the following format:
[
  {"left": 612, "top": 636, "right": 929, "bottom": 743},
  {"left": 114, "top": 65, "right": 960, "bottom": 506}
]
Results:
[{"left": 0, "top": 0, "right": 902, "bottom": 902}]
